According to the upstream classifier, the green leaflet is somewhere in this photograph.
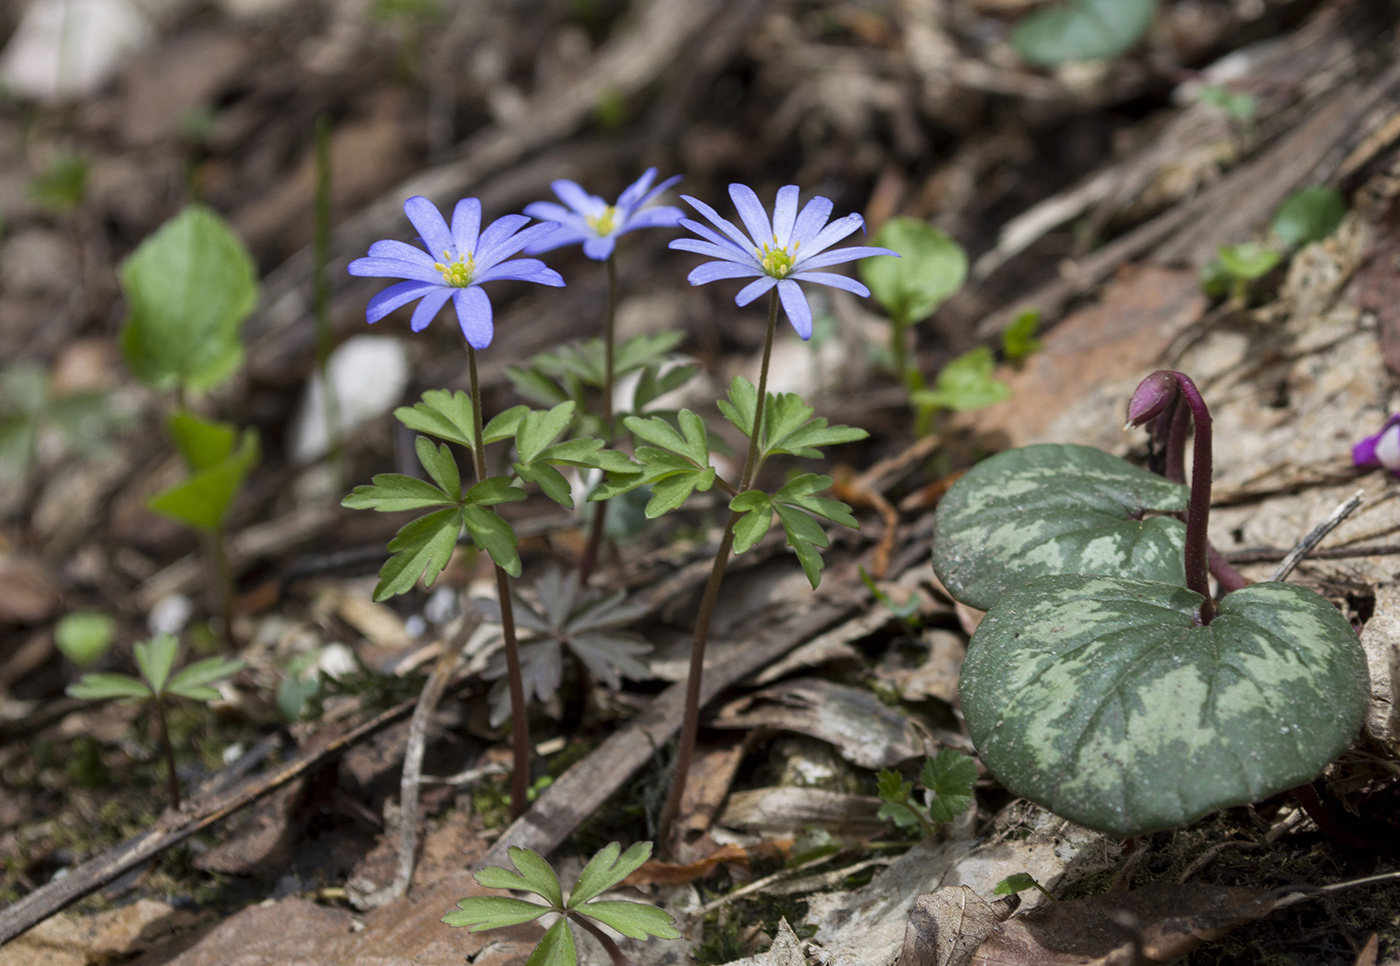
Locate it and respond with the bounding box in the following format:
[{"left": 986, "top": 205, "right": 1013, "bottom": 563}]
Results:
[
  {"left": 148, "top": 417, "right": 260, "bottom": 533},
  {"left": 932, "top": 443, "right": 1188, "bottom": 611},
  {"left": 1010, "top": 0, "right": 1156, "bottom": 67},
  {"left": 961, "top": 576, "right": 1369, "bottom": 837},
  {"left": 373, "top": 507, "right": 464, "bottom": 600},
  {"left": 858, "top": 217, "right": 965, "bottom": 325},
  {"left": 569, "top": 841, "right": 652, "bottom": 906}
]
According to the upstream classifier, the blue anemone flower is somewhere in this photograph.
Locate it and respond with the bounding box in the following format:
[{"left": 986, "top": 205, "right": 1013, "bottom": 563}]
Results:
[
  {"left": 669, "top": 184, "right": 897, "bottom": 340},
  {"left": 523, "top": 168, "right": 684, "bottom": 261},
  {"left": 348, "top": 196, "right": 565, "bottom": 350}
]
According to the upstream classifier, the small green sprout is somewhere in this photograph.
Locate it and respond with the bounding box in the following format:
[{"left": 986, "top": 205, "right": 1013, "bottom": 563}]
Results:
[
  {"left": 1201, "top": 241, "right": 1280, "bottom": 302},
  {"left": 1271, "top": 185, "right": 1346, "bottom": 248},
  {"left": 54, "top": 611, "right": 117, "bottom": 666},
  {"left": 1198, "top": 84, "right": 1258, "bottom": 126},
  {"left": 877, "top": 749, "right": 977, "bottom": 837},
  {"left": 909, "top": 347, "right": 1011, "bottom": 434},
  {"left": 445, "top": 842, "right": 679, "bottom": 966},
  {"left": 1001, "top": 309, "right": 1043, "bottom": 363},
  {"left": 66, "top": 633, "right": 244, "bottom": 809},
  {"left": 993, "top": 872, "right": 1055, "bottom": 902}
]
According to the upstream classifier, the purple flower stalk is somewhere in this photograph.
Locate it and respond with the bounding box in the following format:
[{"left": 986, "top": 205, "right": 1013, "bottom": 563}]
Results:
[
  {"left": 524, "top": 168, "right": 684, "bottom": 261},
  {"left": 1354, "top": 414, "right": 1400, "bottom": 475},
  {"left": 669, "top": 184, "right": 897, "bottom": 339},
  {"left": 348, "top": 196, "right": 564, "bottom": 349}
]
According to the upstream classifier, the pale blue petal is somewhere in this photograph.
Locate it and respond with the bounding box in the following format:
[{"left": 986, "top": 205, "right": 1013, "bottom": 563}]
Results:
[
  {"left": 670, "top": 238, "right": 753, "bottom": 263},
  {"left": 772, "top": 186, "right": 800, "bottom": 246},
  {"left": 676, "top": 217, "right": 751, "bottom": 257},
  {"left": 620, "top": 205, "right": 683, "bottom": 232},
  {"left": 450, "top": 198, "right": 482, "bottom": 254},
  {"left": 681, "top": 195, "right": 754, "bottom": 250},
  {"left": 799, "top": 212, "right": 864, "bottom": 259},
  {"left": 349, "top": 256, "right": 442, "bottom": 284},
  {"left": 524, "top": 226, "right": 591, "bottom": 255},
  {"left": 366, "top": 280, "right": 439, "bottom": 323},
  {"left": 615, "top": 168, "right": 658, "bottom": 212},
  {"left": 454, "top": 286, "right": 494, "bottom": 349},
  {"left": 410, "top": 287, "right": 453, "bottom": 331},
  {"left": 790, "top": 195, "right": 834, "bottom": 245},
  {"left": 629, "top": 174, "right": 682, "bottom": 214},
  {"left": 552, "top": 180, "right": 606, "bottom": 217},
  {"left": 475, "top": 259, "right": 566, "bottom": 286},
  {"left": 729, "top": 184, "right": 774, "bottom": 245},
  {"left": 777, "top": 279, "right": 813, "bottom": 340},
  {"left": 795, "top": 245, "right": 899, "bottom": 272},
  {"left": 404, "top": 196, "right": 455, "bottom": 262},
  {"left": 523, "top": 201, "right": 580, "bottom": 225},
  {"left": 689, "top": 261, "right": 763, "bottom": 285},
  {"left": 475, "top": 214, "right": 532, "bottom": 260},
  {"left": 367, "top": 239, "right": 435, "bottom": 266},
  {"left": 582, "top": 235, "right": 615, "bottom": 260},
  {"left": 735, "top": 276, "right": 778, "bottom": 306},
  {"left": 792, "top": 271, "right": 870, "bottom": 298}
]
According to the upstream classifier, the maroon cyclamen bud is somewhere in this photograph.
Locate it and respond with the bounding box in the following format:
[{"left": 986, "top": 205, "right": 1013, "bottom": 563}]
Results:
[{"left": 1125, "top": 370, "right": 1179, "bottom": 430}]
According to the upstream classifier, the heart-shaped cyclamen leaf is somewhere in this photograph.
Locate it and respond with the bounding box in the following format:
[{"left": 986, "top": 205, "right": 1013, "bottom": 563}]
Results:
[
  {"left": 960, "top": 576, "right": 1369, "bottom": 837},
  {"left": 932, "top": 444, "right": 1189, "bottom": 611}
]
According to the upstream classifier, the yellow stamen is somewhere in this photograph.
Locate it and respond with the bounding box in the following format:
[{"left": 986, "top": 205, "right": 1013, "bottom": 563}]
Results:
[
  {"left": 585, "top": 205, "right": 618, "bottom": 236},
  {"left": 756, "top": 240, "right": 797, "bottom": 278},
  {"left": 434, "top": 250, "right": 475, "bottom": 287}
]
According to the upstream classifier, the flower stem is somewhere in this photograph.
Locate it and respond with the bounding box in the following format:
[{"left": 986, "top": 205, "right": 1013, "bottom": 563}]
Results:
[
  {"left": 154, "top": 694, "right": 180, "bottom": 811},
  {"left": 579, "top": 254, "right": 619, "bottom": 585},
  {"left": 891, "top": 312, "right": 910, "bottom": 392},
  {"left": 657, "top": 289, "right": 779, "bottom": 850},
  {"left": 468, "top": 347, "right": 530, "bottom": 819},
  {"left": 1164, "top": 372, "right": 1216, "bottom": 624},
  {"left": 204, "top": 528, "right": 237, "bottom": 651},
  {"left": 570, "top": 912, "right": 639, "bottom": 966}
]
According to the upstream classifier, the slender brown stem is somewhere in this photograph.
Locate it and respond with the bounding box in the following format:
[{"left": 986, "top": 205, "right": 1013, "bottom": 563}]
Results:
[
  {"left": 1164, "top": 373, "right": 1215, "bottom": 624},
  {"left": 154, "top": 695, "right": 180, "bottom": 811},
  {"left": 468, "top": 347, "right": 530, "bottom": 819},
  {"left": 570, "top": 911, "right": 638, "bottom": 966},
  {"left": 204, "top": 528, "right": 237, "bottom": 651},
  {"left": 579, "top": 254, "right": 620, "bottom": 585},
  {"left": 657, "top": 290, "right": 780, "bottom": 848}
]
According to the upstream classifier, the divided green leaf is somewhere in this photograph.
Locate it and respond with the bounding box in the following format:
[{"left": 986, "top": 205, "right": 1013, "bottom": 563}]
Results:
[
  {"left": 912, "top": 347, "right": 1010, "bottom": 413},
  {"left": 475, "top": 847, "right": 564, "bottom": 907},
  {"left": 961, "top": 576, "right": 1369, "bottom": 836},
  {"left": 66, "top": 673, "right": 151, "bottom": 702},
  {"left": 372, "top": 506, "right": 464, "bottom": 600},
  {"left": 579, "top": 901, "right": 680, "bottom": 940},
  {"left": 859, "top": 217, "right": 966, "bottom": 324},
  {"left": 526, "top": 918, "right": 576, "bottom": 966},
  {"left": 120, "top": 205, "right": 259, "bottom": 392},
  {"left": 569, "top": 841, "right": 652, "bottom": 906},
  {"left": 919, "top": 749, "right": 977, "bottom": 823},
  {"left": 442, "top": 895, "right": 551, "bottom": 930},
  {"left": 1010, "top": 0, "right": 1156, "bottom": 67},
  {"left": 342, "top": 473, "right": 459, "bottom": 512},
  {"left": 166, "top": 655, "right": 246, "bottom": 700},
  {"left": 932, "top": 443, "right": 1189, "bottom": 611},
  {"left": 134, "top": 632, "right": 179, "bottom": 694},
  {"left": 516, "top": 402, "right": 577, "bottom": 464},
  {"left": 463, "top": 504, "right": 521, "bottom": 577}
]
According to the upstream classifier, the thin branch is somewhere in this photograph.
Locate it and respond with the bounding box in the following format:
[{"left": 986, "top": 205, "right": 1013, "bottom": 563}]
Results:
[{"left": 1270, "top": 490, "right": 1365, "bottom": 582}]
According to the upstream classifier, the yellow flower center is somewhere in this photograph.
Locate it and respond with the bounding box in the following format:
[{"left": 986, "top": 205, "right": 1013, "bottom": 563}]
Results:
[
  {"left": 756, "top": 237, "right": 799, "bottom": 278},
  {"left": 585, "top": 205, "right": 618, "bottom": 236},
  {"left": 434, "top": 251, "right": 475, "bottom": 287}
]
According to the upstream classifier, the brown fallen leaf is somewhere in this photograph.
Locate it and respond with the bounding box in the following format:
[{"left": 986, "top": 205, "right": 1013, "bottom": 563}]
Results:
[
  {"left": 898, "top": 886, "right": 1013, "bottom": 966},
  {"left": 971, "top": 882, "right": 1279, "bottom": 966},
  {"left": 624, "top": 840, "right": 792, "bottom": 886}
]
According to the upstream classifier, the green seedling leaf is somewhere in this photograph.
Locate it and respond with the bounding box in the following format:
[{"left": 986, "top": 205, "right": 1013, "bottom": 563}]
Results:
[
  {"left": 134, "top": 633, "right": 179, "bottom": 694},
  {"left": 859, "top": 217, "right": 966, "bottom": 324},
  {"left": 373, "top": 507, "right": 463, "bottom": 600},
  {"left": 342, "top": 474, "right": 458, "bottom": 512},
  {"left": 516, "top": 402, "right": 577, "bottom": 464},
  {"left": 479, "top": 847, "right": 565, "bottom": 907},
  {"left": 66, "top": 673, "right": 151, "bottom": 702},
  {"left": 1002, "top": 310, "right": 1043, "bottom": 362},
  {"left": 120, "top": 205, "right": 259, "bottom": 392},
  {"left": 167, "top": 411, "right": 236, "bottom": 471},
  {"left": 919, "top": 749, "right": 977, "bottom": 823},
  {"left": 166, "top": 656, "right": 246, "bottom": 701},
  {"left": 1216, "top": 242, "right": 1280, "bottom": 281},
  {"left": 994, "top": 873, "right": 1045, "bottom": 897},
  {"left": 878, "top": 800, "right": 924, "bottom": 831},
  {"left": 1271, "top": 185, "right": 1346, "bottom": 248},
  {"left": 416, "top": 436, "right": 461, "bottom": 497},
  {"left": 932, "top": 443, "right": 1189, "bottom": 611},
  {"left": 912, "top": 347, "right": 1010, "bottom": 413},
  {"left": 463, "top": 504, "right": 521, "bottom": 577},
  {"left": 570, "top": 841, "right": 652, "bottom": 906},
  {"left": 579, "top": 901, "right": 681, "bottom": 940},
  {"left": 961, "top": 576, "right": 1369, "bottom": 837},
  {"left": 55, "top": 611, "right": 116, "bottom": 666},
  {"left": 526, "top": 918, "right": 576, "bottom": 966},
  {"left": 877, "top": 768, "right": 913, "bottom": 804},
  {"left": 1010, "top": 0, "right": 1156, "bottom": 67},
  {"left": 148, "top": 426, "right": 259, "bottom": 532},
  {"left": 442, "top": 895, "right": 551, "bottom": 930}
]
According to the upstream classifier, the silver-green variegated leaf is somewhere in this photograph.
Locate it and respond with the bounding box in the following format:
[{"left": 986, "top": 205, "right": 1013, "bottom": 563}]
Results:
[
  {"left": 961, "top": 576, "right": 1369, "bottom": 837},
  {"left": 932, "top": 443, "right": 1189, "bottom": 611}
]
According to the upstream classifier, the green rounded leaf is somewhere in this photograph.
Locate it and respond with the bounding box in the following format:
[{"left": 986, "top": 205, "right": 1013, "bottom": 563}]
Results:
[
  {"left": 961, "top": 576, "right": 1369, "bottom": 837},
  {"left": 120, "top": 205, "right": 259, "bottom": 392},
  {"left": 858, "top": 217, "right": 966, "bottom": 325},
  {"left": 932, "top": 443, "right": 1188, "bottom": 611},
  {"left": 1010, "top": 0, "right": 1156, "bottom": 67},
  {"left": 1216, "top": 242, "right": 1280, "bottom": 281},
  {"left": 1271, "top": 186, "right": 1346, "bottom": 248},
  {"left": 55, "top": 611, "right": 116, "bottom": 666}
]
